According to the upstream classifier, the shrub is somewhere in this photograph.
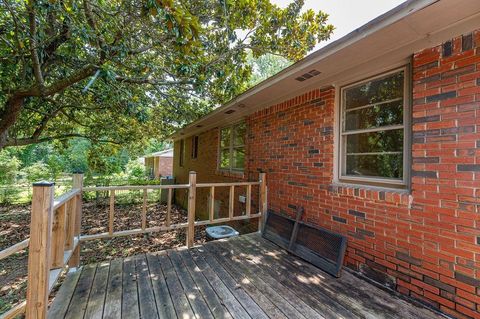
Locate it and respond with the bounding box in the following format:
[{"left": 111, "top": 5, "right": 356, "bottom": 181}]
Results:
[
  {"left": 22, "top": 162, "right": 51, "bottom": 184},
  {"left": 125, "top": 160, "right": 147, "bottom": 181}
]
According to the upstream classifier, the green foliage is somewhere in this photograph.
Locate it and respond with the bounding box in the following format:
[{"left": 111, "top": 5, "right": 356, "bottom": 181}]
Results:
[
  {"left": 0, "top": 151, "right": 20, "bottom": 185},
  {"left": 144, "top": 139, "right": 172, "bottom": 155},
  {"left": 249, "top": 53, "right": 293, "bottom": 86},
  {"left": 65, "top": 139, "right": 90, "bottom": 174},
  {"left": 46, "top": 153, "right": 65, "bottom": 181},
  {"left": 21, "top": 162, "right": 51, "bottom": 184},
  {"left": 125, "top": 160, "right": 147, "bottom": 180},
  {"left": 0, "top": 0, "right": 333, "bottom": 151}
]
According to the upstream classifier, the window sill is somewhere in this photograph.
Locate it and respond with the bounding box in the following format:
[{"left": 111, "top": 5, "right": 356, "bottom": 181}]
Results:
[
  {"left": 216, "top": 170, "right": 245, "bottom": 179},
  {"left": 329, "top": 182, "right": 411, "bottom": 207}
]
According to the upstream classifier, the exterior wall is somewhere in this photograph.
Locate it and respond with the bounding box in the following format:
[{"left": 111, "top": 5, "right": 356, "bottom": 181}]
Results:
[
  {"left": 145, "top": 156, "right": 173, "bottom": 178},
  {"left": 157, "top": 157, "right": 173, "bottom": 177},
  {"left": 173, "top": 132, "right": 256, "bottom": 221},
  {"left": 173, "top": 29, "right": 480, "bottom": 319}
]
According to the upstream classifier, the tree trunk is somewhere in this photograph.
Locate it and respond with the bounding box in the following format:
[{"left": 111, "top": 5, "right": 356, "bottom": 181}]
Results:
[{"left": 0, "top": 95, "right": 25, "bottom": 149}]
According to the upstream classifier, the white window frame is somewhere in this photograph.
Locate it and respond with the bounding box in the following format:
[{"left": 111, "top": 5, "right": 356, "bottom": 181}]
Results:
[
  {"left": 218, "top": 121, "right": 246, "bottom": 172},
  {"left": 338, "top": 66, "right": 410, "bottom": 188}
]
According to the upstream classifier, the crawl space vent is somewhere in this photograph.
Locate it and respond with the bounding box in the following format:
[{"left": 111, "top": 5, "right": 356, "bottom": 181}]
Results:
[
  {"left": 295, "top": 69, "right": 321, "bottom": 82},
  {"left": 263, "top": 208, "right": 347, "bottom": 277}
]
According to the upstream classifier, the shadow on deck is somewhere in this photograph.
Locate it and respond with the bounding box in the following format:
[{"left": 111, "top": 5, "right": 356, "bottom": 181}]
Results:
[{"left": 49, "top": 233, "right": 443, "bottom": 319}]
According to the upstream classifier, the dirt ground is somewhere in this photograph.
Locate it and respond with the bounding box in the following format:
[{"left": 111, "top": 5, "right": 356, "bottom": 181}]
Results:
[{"left": 0, "top": 201, "right": 210, "bottom": 316}]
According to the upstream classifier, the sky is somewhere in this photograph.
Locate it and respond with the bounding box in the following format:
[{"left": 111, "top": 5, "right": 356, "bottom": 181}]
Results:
[{"left": 272, "top": 0, "right": 406, "bottom": 50}]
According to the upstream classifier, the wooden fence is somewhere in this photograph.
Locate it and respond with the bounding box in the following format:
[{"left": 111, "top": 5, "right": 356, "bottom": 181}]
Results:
[{"left": 0, "top": 171, "right": 267, "bottom": 319}]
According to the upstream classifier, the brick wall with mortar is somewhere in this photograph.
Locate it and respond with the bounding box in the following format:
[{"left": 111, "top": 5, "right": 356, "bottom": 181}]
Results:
[
  {"left": 173, "top": 131, "right": 259, "bottom": 222},
  {"left": 173, "top": 30, "right": 480, "bottom": 318},
  {"left": 157, "top": 157, "right": 173, "bottom": 177}
]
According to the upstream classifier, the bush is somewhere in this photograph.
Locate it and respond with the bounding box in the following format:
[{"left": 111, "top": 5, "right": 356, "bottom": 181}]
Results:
[
  {"left": 0, "top": 151, "right": 20, "bottom": 185},
  {"left": 125, "top": 160, "right": 147, "bottom": 181},
  {"left": 0, "top": 151, "right": 21, "bottom": 203},
  {"left": 22, "top": 162, "right": 51, "bottom": 184}
]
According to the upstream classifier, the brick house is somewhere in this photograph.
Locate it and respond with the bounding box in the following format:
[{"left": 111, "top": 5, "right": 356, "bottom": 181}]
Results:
[
  {"left": 170, "top": 1, "right": 480, "bottom": 318},
  {"left": 143, "top": 149, "right": 173, "bottom": 178}
]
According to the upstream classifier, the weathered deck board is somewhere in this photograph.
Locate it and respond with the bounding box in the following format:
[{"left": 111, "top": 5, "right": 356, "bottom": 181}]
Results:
[
  {"left": 103, "top": 258, "right": 122, "bottom": 319},
  {"left": 136, "top": 255, "right": 159, "bottom": 319},
  {"left": 167, "top": 250, "right": 214, "bottom": 319},
  {"left": 49, "top": 233, "right": 445, "bottom": 319},
  {"left": 157, "top": 253, "right": 196, "bottom": 318},
  {"left": 146, "top": 253, "right": 176, "bottom": 318},
  {"left": 64, "top": 263, "right": 96, "bottom": 319},
  {"left": 204, "top": 242, "right": 302, "bottom": 319},
  {"left": 174, "top": 249, "right": 233, "bottom": 319},
  {"left": 206, "top": 237, "right": 324, "bottom": 319},
  {"left": 122, "top": 256, "right": 140, "bottom": 319},
  {"left": 180, "top": 248, "right": 249, "bottom": 319},
  {"left": 84, "top": 262, "right": 109, "bottom": 319},
  {"left": 48, "top": 268, "right": 82, "bottom": 318}
]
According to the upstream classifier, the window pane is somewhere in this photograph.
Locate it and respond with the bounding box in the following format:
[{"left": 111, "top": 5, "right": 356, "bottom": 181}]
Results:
[
  {"left": 345, "top": 71, "right": 404, "bottom": 110},
  {"left": 345, "top": 100, "right": 403, "bottom": 131},
  {"left": 220, "top": 149, "right": 230, "bottom": 169},
  {"left": 220, "top": 127, "right": 231, "bottom": 148},
  {"left": 346, "top": 129, "right": 403, "bottom": 154},
  {"left": 233, "top": 123, "right": 246, "bottom": 146},
  {"left": 233, "top": 148, "right": 245, "bottom": 169},
  {"left": 179, "top": 139, "right": 184, "bottom": 167},
  {"left": 346, "top": 153, "right": 403, "bottom": 179}
]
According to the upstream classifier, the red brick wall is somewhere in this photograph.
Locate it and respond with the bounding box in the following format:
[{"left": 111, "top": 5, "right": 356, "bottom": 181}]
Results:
[
  {"left": 409, "top": 30, "right": 480, "bottom": 319},
  {"left": 173, "top": 30, "right": 480, "bottom": 319},
  {"left": 173, "top": 131, "right": 258, "bottom": 220},
  {"left": 157, "top": 157, "right": 173, "bottom": 177}
]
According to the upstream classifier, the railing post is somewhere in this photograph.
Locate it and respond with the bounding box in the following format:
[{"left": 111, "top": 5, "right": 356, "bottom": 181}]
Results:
[
  {"left": 258, "top": 173, "right": 267, "bottom": 232},
  {"left": 26, "top": 182, "right": 55, "bottom": 319},
  {"left": 68, "top": 173, "right": 83, "bottom": 268},
  {"left": 187, "top": 171, "right": 196, "bottom": 248}
]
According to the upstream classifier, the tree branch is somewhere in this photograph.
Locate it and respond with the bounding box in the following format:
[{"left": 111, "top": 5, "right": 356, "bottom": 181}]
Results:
[
  {"left": 5, "top": 134, "right": 120, "bottom": 147},
  {"left": 115, "top": 76, "right": 193, "bottom": 86},
  {"left": 83, "top": 0, "right": 106, "bottom": 60},
  {"left": 27, "top": 0, "right": 45, "bottom": 88}
]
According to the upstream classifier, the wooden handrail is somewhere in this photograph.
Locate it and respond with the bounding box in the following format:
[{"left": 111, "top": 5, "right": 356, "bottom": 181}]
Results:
[
  {"left": 83, "top": 182, "right": 259, "bottom": 191},
  {"left": 53, "top": 189, "right": 81, "bottom": 210},
  {"left": 83, "top": 184, "right": 189, "bottom": 191},
  {"left": 196, "top": 181, "right": 260, "bottom": 187},
  {"left": 0, "top": 238, "right": 29, "bottom": 261},
  {"left": 1, "top": 172, "right": 267, "bottom": 319}
]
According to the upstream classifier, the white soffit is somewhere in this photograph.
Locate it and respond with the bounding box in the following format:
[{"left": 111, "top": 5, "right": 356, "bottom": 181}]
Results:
[{"left": 170, "top": 0, "right": 480, "bottom": 140}]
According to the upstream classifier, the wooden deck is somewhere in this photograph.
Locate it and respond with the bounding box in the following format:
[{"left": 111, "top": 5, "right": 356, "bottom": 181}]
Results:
[{"left": 49, "top": 233, "right": 443, "bottom": 319}]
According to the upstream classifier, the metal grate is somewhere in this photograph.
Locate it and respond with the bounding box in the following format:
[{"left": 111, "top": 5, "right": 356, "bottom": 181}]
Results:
[
  {"left": 294, "top": 69, "right": 321, "bottom": 82},
  {"left": 291, "top": 223, "right": 347, "bottom": 277},
  {"left": 263, "top": 212, "right": 294, "bottom": 249},
  {"left": 262, "top": 210, "right": 347, "bottom": 277},
  {"left": 295, "top": 224, "right": 342, "bottom": 262}
]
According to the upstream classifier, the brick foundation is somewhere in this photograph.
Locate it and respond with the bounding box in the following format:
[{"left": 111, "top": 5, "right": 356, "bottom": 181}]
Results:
[{"left": 173, "top": 29, "right": 480, "bottom": 319}]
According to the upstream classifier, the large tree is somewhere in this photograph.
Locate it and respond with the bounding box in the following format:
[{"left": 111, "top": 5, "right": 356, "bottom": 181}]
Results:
[{"left": 0, "top": 0, "right": 333, "bottom": 149}]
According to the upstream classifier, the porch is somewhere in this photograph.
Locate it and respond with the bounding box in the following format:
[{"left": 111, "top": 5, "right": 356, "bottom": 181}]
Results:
[{"left": 49, "top": 233, "right": 442, "bottom": 319}]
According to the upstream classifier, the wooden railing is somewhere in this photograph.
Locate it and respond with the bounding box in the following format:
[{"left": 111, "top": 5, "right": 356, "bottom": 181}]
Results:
[
  {"left": 0, "top": 171, "right": 266, "bottom": 319},
  {"left": 0, "top": 175, "right": 83, "bottom": 319},
  {"left": 80, "top": 172, "right": 266, "bottom": 247}
]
